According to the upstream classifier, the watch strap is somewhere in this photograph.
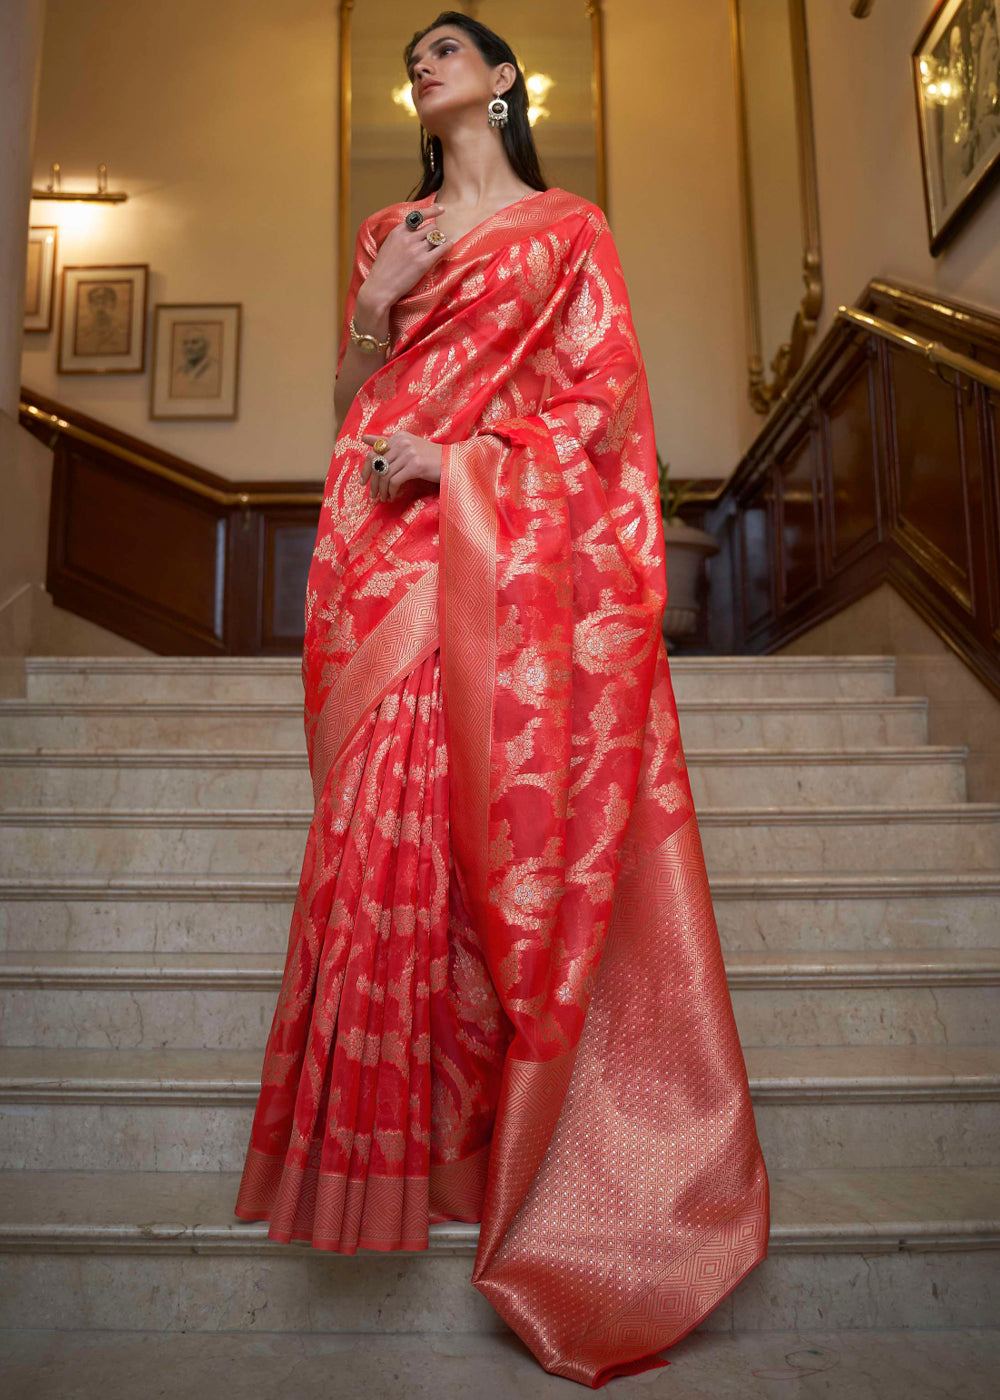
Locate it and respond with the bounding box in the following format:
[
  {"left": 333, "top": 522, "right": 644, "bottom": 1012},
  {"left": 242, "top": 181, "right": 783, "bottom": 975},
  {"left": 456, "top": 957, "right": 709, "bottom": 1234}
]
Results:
[{"left": 349, "top": 313, "right": 390, "bottom": 354}]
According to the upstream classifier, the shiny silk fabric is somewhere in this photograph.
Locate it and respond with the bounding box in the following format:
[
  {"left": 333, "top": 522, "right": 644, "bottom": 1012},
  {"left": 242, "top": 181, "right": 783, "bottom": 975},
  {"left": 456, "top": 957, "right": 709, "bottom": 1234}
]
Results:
[{"left": 233, "top": 186, "right": 769, "bottom": 1385}]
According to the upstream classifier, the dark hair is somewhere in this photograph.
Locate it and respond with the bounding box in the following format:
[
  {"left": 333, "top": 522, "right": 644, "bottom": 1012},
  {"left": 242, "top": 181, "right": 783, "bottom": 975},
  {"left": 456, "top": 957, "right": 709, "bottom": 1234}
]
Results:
[{"left": 403, "top": 11, "right": 548, "bottom": 199}]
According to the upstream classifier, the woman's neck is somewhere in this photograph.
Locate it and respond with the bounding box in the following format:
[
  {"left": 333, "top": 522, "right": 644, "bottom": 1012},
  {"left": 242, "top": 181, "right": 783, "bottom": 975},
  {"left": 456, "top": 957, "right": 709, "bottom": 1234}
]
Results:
[{"left": 433, "top": 121, "right": 533, "bottom": 207}]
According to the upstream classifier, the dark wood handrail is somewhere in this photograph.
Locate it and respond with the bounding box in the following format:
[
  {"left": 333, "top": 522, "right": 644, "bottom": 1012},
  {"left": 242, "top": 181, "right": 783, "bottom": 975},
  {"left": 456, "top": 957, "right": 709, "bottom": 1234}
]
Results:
[
  {"left": 19, "top": 387, "right": 324, "bottom": 507},
  {"left": 679, "top": 281, "right": 1000, "bottom": 510},
  {"left": 697, "top": 277, "right": 1000, "bottom": 700},
  {"left": 20, "top": 386, "right": 323, "bottom": 654}
]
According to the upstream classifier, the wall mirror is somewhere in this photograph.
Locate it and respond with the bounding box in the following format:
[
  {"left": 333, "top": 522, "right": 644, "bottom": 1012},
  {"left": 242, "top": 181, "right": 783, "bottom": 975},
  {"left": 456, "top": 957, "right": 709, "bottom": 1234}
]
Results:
[
  {"left": 730, "top": 0, "right": 823, "bottom": 415},
  {"left": 338, "top": 0, "right": 607, "bottom": 300}
]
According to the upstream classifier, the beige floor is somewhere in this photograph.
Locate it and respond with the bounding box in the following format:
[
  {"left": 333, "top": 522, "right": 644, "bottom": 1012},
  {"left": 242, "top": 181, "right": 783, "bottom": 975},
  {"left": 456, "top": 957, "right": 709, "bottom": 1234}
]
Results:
[{"left": 1, "top": 1327, "right": 999, "bottom": 1399}]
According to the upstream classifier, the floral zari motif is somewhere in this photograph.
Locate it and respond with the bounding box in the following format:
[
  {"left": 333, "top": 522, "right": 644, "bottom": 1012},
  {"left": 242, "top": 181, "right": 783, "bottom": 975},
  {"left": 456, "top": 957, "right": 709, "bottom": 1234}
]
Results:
[{"left": 234, "top": 187, "right": 769, "bottom": 1386}]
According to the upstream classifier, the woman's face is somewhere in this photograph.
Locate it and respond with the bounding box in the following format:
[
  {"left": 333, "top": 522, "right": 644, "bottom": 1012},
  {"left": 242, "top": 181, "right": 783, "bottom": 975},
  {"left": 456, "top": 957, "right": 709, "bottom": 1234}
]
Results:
[{"left": 407, "top": 25, "right": 510, "bottom": 129}]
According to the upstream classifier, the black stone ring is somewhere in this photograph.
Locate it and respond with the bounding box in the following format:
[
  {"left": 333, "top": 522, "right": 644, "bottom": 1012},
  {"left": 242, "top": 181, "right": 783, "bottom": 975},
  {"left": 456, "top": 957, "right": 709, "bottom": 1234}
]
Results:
[
  {"left": 404, "top": 209, "right": 425, "bottom": 230},
  {"left": 371, "top": 455, "right": 389, "bottom": 475}
]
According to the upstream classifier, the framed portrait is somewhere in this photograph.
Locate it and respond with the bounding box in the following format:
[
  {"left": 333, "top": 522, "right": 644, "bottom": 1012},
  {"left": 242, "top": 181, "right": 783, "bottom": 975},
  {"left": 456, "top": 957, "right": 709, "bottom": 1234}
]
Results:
[
  {"left": 149, "top": 303, "right": 242, "bottom": 421},
  {"left": 57, "top": 263, "right": 148, "bottom": 373},
  {"left": 24, "top": 226, "right": 57, "bottom": 332},
  {"left": 913, "top": 0, "right": 1000, "bottom": 254}
]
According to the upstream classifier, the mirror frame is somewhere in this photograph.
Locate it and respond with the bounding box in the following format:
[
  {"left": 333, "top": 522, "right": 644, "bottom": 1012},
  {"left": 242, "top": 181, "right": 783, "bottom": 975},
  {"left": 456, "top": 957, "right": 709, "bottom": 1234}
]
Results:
[
  {"left": 337, "top": 0, "right": 609, "bottom": 304},
  {"left": 729, "top": 0, "right": 823, "bottom": 415}
]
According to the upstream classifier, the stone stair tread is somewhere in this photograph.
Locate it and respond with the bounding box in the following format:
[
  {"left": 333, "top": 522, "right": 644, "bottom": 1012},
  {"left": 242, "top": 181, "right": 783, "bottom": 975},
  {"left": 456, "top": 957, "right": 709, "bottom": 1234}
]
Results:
[
  {"left": 1, "top": 946, "right": 998, "bottom": 986},
  {"left": 0, "top": 748, "right": 309, "bottom": 764},
  {"left": 0, "top": 1166, "right": 994, "bottom": 1253},
  {"left": 2, "top": 1043, "right": 998, "bottom": 1097},
  {"left": 2, "top": 801, "right": 995, "bottom": 822},
  {"left": 4, "top": 1329, "right": 1000, "bottom": 1400},
  {"left": 4, "top": 870, "right": 999, "bottom": 897},
  {"left": 0, "top": 695, "right": 927, "bottom": 714},
  {"left": 0, "top": 743, "right": 969, "bottom": 762},
  {"left": 24, "top": 653, "right": 898, "bottom": 667}
]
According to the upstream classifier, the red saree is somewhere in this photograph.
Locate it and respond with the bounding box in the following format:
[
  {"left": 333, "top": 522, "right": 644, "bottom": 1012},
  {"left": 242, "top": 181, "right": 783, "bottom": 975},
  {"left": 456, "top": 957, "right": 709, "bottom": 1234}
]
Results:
[{"left": 234, "top": 186, "right": 769, "bottom": 1385}]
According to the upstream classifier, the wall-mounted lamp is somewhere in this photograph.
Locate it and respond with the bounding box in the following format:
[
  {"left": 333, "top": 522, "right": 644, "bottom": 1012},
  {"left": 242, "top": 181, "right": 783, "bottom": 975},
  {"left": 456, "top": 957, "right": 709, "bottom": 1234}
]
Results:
[{"left": 30, "top": 162, "right": 128, "bottom": 203}]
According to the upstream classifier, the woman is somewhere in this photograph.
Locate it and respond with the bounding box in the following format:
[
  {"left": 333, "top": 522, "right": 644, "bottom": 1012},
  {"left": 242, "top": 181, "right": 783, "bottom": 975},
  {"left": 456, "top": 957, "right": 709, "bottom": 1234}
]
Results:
[{"left": 234, "top": 10, "right": 769, "bottom": 1386}]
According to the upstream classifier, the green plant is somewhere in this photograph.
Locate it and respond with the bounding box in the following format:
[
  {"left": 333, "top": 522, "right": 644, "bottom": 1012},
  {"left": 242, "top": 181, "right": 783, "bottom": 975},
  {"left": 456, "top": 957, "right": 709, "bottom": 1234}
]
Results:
[{"left": 656, "top": 450, "right": 698, "bottom": 528}]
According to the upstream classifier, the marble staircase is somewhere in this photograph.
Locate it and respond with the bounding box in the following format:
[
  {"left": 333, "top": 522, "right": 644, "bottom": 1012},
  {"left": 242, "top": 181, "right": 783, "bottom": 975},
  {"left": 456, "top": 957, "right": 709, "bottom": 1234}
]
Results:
[{"left": 0, "top": 655, "right": 998, "bottom": 1346}]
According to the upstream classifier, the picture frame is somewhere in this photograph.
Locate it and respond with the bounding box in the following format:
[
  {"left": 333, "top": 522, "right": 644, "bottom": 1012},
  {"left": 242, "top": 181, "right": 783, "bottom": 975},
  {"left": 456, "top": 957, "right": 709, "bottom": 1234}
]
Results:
[
  {"left": 149, "top": 302, "right": 242, "bottom": 421},
  {"left": 57, "top": 263, "right": 148, "bottom": 373},
  {"left": 912, "top": 0, "right": 1000, "bottom": 255},
  {"left": 24, "top": 226, "right": 58, "bottom": 332}
]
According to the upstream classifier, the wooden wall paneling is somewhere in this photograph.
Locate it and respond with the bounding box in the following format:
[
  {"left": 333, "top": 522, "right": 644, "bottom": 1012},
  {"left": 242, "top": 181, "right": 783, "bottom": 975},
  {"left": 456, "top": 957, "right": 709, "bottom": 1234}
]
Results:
[
  {"left": 703, "top": 506, "right": 740, "bottom": 654},
  {"left": 224, "top": 507, "right": 264, "bottom": 655},
  {"left": 981, "top": 386, "right": 1000, "bottom": 645},
  {"left": 23, "top": 386, "right": 324, "bottom": 655},
  {"left": 739, "top": 469, "right": 777, "bottom": 641},
  {"left": 776, "top": 422, "right": 822, "bottom": 612},
  {"left": 47, "top": 441, "right": 228, "bottom": 654},
  {"left": 885, "top": 345, "right": 975, "bottom": 612},
  {"left": 820, "top": 344, "right": 882, "bottom": 573},
  {"left": 261, "top": 514, "right": 319, "bottom": 652},
  {"left": 704, "top": 278, "right": 1000, "bottom": 699}
]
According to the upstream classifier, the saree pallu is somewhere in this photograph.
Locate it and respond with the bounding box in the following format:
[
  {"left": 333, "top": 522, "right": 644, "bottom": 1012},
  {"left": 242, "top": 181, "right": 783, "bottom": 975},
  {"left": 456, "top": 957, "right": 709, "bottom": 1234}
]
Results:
[{"left": 234, "top": 187, "right": 769, "bottom": 1386}]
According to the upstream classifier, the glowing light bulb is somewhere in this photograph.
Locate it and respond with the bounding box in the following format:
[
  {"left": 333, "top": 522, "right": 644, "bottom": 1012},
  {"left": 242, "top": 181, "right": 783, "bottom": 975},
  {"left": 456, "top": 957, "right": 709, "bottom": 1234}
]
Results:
[
  {"left": 55, "top": 201, "right": 103, "bottom": 238},
  {"left": 526, "top": 72, "right": 554, "bottom": 102},
  {"left": 392, "top": 82, "right": 417, "bottom": 116}
]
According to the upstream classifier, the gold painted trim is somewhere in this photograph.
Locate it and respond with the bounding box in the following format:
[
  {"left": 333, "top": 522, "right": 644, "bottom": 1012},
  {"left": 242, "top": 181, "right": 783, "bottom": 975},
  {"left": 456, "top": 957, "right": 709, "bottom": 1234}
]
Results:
[
  {"left": 19, "top": 401, "right": 323, "bottom": 508},
  {"left": 337, "top": 1, "right": 609, "bottom": 305},
  {"left": 337, "top": 0, "right": 354, "bottom": 324},
  {"left": 588, "top": 1, "right": 609, "bottom": 215},
  {"left": 730, "top": 0, "right": 823, "bottom": 415},
  {"left": 837, "top": 306, "right": 1000, "bottom": 396}
]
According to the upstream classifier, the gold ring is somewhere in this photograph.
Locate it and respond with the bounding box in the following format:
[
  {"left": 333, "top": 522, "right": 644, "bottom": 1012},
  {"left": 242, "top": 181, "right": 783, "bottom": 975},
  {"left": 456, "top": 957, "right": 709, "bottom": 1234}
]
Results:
[
  {"left": 425, "top": 228, "right": 447, "bottom": 247},
  {"left": 372, "top": 436, "right": 389, "bottom": 454}
]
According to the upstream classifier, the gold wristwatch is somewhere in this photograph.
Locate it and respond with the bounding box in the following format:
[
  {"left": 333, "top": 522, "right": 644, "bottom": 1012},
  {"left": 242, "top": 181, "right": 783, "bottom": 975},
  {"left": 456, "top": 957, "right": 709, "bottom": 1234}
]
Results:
[{"left": 349, "top": 314, "right": 390, "bottom": 355}]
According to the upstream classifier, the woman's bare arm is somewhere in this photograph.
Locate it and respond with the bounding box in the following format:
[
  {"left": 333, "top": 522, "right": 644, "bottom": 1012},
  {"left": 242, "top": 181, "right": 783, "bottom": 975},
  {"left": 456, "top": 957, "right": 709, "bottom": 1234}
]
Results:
[
  {"left": 333, "top": 285, "right": 392, "bottom": 429},
  {"left": 333, "top": 205, "right": 451, "bottom": 430}
]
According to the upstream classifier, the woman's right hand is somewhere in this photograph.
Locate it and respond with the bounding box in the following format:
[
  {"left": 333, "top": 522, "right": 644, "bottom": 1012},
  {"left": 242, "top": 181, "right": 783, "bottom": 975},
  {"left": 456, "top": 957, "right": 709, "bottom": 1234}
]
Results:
[{"left": 356, "top": 204, "right": 451, "bottom": 320}]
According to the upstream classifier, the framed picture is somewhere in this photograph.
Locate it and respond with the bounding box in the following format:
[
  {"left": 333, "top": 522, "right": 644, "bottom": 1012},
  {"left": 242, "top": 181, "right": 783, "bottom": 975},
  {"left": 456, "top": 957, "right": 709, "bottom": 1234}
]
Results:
[
  {"left": 150, "top": 302, "right": 242, "bottom": 420},
  {"left": 57, "top": 263, "right": 148, "bottom": 373},
  {"left": 913, "top": 0, "right": 1000, "bottom": 255},
  {"left": 24, "top": 226, "right": 57, "bottom": 332}
]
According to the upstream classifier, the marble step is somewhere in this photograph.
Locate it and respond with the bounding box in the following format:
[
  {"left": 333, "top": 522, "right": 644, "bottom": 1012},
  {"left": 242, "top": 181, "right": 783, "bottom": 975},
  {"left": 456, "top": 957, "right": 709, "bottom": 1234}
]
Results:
[
  {"left": 690, "top": 747, "right": 965, "bottom": 806},
  {"left": 0, "top": 949, "right": 997, "bottom": 1051},
  {"left": 0, "top": 1168, "right": 997, "bottom": 1338},
  {"left": 0, "top": 1165, "right": 994, "bottom": 1256},
  {"left": 712, "top": 873, "right": 1000, "bottom": 951},
  {"left": 22, "top": 654, "right": 898, "bottom": 704},
  {"left": 0, "top": 696, "right": 929, "bottom": 750},
  {"left": 2, "top": 804, "right": 996, "bottom": 877},
  {"left": 0, "top": 1045, "right": 997, "bottom": 1173},
  {"left": 3, "top": 872, "right": 999, "bottom": 954},
  {"left": 0, "top": 744, "right": 968, "bottom": 809},
  {"left": 3, "top": 1329, "right": 1000, "bottom": 1400}
]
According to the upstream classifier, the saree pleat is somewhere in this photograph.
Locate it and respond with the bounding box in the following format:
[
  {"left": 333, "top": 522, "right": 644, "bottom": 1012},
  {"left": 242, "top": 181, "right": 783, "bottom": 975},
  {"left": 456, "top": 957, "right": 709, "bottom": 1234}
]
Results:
[
  {"left": 235, "top": 649, "right": 514, "bottom": 1250},
  {"left": 235, "top": 186, "right": 769, "bottom": 1384}
]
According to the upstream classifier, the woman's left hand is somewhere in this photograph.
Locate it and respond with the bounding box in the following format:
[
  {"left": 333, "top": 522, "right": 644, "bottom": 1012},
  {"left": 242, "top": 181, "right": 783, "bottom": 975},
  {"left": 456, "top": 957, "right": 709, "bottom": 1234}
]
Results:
[{"left": 360, "top": 432, "right": 443, "bottom": 503}]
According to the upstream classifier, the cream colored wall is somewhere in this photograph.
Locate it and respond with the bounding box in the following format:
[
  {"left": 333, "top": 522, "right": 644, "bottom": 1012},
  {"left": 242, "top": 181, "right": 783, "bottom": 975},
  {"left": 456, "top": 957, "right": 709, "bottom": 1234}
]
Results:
[
  {"left": 20, "top": 1, "right": 745, "bottom": 486},
  {"left": 782, "top": 584, "right": 1000, "bottom": 801},
  {"left": 604, "top": 0, "right": 751, "bottom": 478},
  {"left": 21, "top": 0, "right": 338, "bottom": 483},
  {"left": 32, "top": 5, "right": 995, "bottom": 491},
  {"left": 806, "top": 0, "right": 1000, "bottom": 335}
]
